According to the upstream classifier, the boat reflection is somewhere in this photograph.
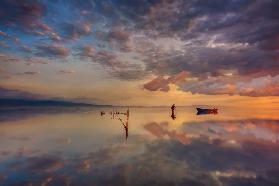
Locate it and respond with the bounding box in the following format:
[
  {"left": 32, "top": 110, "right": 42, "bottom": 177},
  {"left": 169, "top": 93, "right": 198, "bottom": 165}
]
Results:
[{"left": 196, "top": 107, "right": 218, "bottom": 115}]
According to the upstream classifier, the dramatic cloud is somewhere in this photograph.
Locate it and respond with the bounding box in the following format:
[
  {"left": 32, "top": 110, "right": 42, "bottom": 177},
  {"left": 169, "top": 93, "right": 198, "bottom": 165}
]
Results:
[{"left": 1, "top": 0, "right": 279, "bottom": 96}]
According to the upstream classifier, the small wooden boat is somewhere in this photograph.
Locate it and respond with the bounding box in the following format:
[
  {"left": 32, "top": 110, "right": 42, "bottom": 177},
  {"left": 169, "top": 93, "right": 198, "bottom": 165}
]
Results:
[{"left": 196, "top": 108, "right": 218, "bottom": 115}]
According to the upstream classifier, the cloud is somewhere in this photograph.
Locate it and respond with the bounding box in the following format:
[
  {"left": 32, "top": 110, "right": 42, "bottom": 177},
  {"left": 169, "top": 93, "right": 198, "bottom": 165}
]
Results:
[
  {"left": 111, "top": 68, "right": 147, "bottom": 80},
  {"left": 19, "top": 71, "right": 41, "bottom": 75},
  {"left": 143, "top": 71, "right": 187, "bottom": 91},
  {"left": 1, "top": 118, "right": 279, "bottom": 186},
  {"left": 0, "top": 0, "right": 46, "bottom": 30},
  {"left": 144, "top": 122, "right": 189, "bottom": 144},
  {"left": 54, "top": 137, "right": 72, "bottom": 145},
  {"left": 126, "top": 0, "right": 279, "bottom": 96},
  {"left": 0, "top": 30, "right": 19, "bottom": 42},
  {"left": 107, "top": 28, "right": 132, "bottom": 52},
  {"left": 180, "top": 119, "right": 279, "bottom": 142},
  {"left": 141, "top": 43, "right": 279, "bottom": 96},
  {"left": 61, "top": 22, "right": 91, "bottom": 40},
  {"left": 26, "top": 155, "right": 63, "bottom": 172},
  {"left": 0, "top": 86, "right": 44, "bottom": 100},
  {"left": 0, "top": 0, "right": 61, "bottom": 43},
  {"left": 79, "top": 44, "right": 95, "bottom": 58},
  {"left": 25, "top": 56, "right": 51, "bottom": 65},
  {"left": 236, "top": 75, "right": 279, "bottom": 96},
  {"left": 1, "top": 0, "right": 279, "bottom": 96},
  {"left": 36, "top": 44, "right": 69, "bottom": 57},
  {"left": 0, "top": 53, "right": 19, "bottom": 63},
  {"left": 78, "top": 48, "right": 146, "bottom": 80},
  {"left": 0, "top": 41, "right": 9, "bottom": 49},
  {"left": 0, "top": 31, "right": 8, "bottom": 37},
  {"left": 108, "top": 29, "right": 129, "bottom": 42},
  {"left": 58, "top": 69, "right": 75, "bottom": 74},
  {"left": 177, "top": 75, "right": 279, "bottom": 96}
]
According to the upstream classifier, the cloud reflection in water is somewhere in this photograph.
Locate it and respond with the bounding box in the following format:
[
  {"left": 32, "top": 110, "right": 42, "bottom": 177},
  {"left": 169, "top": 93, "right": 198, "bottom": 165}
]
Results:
[{"left": 0, "top": 107, "right": 279, "bottom": 185}]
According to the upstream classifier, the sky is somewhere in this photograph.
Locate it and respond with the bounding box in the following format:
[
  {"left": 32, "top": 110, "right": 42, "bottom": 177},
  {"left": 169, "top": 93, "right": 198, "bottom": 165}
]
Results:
[{"left": 0, "top": 0, "right": 279, "bottom": 106}]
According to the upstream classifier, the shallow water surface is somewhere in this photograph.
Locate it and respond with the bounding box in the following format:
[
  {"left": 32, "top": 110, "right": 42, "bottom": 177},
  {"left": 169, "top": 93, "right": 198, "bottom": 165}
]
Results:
[{"left": 0, "top": 107, "right": 279, "bottom": 186}]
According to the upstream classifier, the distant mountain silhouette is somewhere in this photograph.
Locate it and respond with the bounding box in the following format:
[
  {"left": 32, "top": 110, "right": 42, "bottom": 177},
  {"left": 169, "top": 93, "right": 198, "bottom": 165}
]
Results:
[{"left": 0, "top": 98, "right": 108, "bottom": 107}]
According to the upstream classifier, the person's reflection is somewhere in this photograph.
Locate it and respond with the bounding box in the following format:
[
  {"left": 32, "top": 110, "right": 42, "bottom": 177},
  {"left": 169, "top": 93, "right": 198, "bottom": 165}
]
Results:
[{"left": 171, "top": 112, "right": 176, "bottom": 120}]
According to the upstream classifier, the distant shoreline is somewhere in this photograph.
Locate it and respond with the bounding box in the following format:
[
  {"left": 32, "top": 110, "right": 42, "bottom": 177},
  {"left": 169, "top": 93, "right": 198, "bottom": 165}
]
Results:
[{"left": 0, "top": 99, "right": 111, "bottom": 107}]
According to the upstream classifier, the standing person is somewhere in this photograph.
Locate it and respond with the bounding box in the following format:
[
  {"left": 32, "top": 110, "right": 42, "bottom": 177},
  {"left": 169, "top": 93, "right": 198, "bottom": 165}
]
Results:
[
  {"left": 171, "top": 104, "right": 176, "bottom": 111},
  {"left": 171, "top": 104, "right": 176, "bottom": 120}
]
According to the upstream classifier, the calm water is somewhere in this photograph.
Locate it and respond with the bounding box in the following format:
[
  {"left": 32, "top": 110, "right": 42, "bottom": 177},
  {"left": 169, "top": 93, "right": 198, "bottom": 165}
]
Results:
[{"left": 0, "top": 107, "right": 279, "bottom": 186}]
